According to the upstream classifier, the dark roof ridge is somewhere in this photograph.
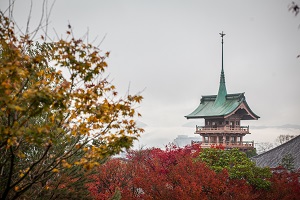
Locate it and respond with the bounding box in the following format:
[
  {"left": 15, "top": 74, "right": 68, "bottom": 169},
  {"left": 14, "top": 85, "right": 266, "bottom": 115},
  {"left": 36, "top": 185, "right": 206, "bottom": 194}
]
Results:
[
  {"left": 201, "top": 93, "right": 245, "bottom": 103},
  {"left": 202, "top": 92, "right": 244, "bottom": 98},
  {"left": 202, "top": 95, "right": 217, "bottom": 98},
  {"left": 226, "top": 92, "right": 244, "bottom": 97},
  {"left": 252, "top": 135, "right": 300, "bottom": 159}
]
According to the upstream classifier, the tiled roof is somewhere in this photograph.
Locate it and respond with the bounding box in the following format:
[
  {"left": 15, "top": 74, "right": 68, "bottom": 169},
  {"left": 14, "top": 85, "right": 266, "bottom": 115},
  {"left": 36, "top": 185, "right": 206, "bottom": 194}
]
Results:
[
  {"left": 252, "top": 135, "right": 300, "bottom": 169},
  {"left": 185, "top": 93, "right": 259, "bottom": 119}
]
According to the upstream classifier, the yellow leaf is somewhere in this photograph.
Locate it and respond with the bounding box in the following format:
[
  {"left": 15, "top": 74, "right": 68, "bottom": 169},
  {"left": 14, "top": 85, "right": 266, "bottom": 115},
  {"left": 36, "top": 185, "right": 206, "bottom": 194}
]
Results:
[{"left": 52, "top": 168, "right": 59, "bottom": 173}]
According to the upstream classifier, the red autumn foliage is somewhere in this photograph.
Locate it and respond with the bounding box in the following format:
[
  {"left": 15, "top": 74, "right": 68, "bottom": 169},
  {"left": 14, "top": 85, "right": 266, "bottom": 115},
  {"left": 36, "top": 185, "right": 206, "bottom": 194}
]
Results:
[
  {"left": 88, "top": 144, "right": 300, "bottom": 200},
  {"left": 89, "top": 144, "right": 253, "bottom": 199},
  {"left": 210, "top": 143, "right": 225, "bottom": 150},
  {"left": 88, "top": 159, "right": 132, "bottom": 199},
  {"left": 255, "top": 167, "right": 300, "bottom": 200}
]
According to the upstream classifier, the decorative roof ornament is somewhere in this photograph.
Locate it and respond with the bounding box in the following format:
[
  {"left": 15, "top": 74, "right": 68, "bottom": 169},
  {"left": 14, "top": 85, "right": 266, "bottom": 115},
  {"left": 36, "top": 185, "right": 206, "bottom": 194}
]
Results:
[
  {"left": 219, "top": 31, "right": 226, "bottom": 72},
  {"left": 214, "top": 31, "right": 227, "bottom": 107}
]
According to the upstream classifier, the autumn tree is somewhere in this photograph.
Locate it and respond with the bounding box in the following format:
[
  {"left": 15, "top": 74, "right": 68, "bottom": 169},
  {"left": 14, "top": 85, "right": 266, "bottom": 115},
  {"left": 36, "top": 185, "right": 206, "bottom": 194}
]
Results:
[
  {"left": 258, "top": 167, "right": 300, "bottom": 200},
  {"left": 90, "top": 144, "right": 300, "bottom": 199},
  {"left": 245, "top": 148, "right": 257, "bottom": 158},
  {"left": 88, "top": 158, "right": 132, "bottom": 200},
  {"left": 0, "top": 10, "right": 143, "bottom": 200},
  {"left": 90, "top": 144, "right": 254, "bottom": 200},
  {"left": 197, "top": 147, "right": 272, "bottom": 190}
]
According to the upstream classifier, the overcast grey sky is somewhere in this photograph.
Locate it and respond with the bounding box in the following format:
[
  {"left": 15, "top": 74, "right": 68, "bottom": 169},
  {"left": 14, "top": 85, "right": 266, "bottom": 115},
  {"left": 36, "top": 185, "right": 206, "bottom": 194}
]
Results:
[{"left": 1, "top": 0, "right": 300, "bottom": 147}]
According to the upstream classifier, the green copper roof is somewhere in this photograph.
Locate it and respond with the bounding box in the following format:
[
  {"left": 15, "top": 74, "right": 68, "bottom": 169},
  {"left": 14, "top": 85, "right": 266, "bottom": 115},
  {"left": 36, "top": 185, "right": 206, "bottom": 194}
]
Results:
[
  {"left": 214, "top": 68, "right": 227, "bottom": 107},
  {"left": 186, "top": 93, "right": 250, "bottom": 118},
  {"left": 185, "top": 93, "right": 259, "bottom": 119}
]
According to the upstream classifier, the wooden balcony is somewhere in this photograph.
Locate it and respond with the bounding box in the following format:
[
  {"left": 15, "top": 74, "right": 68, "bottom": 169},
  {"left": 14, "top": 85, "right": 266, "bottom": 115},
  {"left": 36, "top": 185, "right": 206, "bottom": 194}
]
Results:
[
  {"left": 200, "top": 141, "right": 254, "bottom": 149},
  {"left": 195, "top": 125, "right": 250, "bottom": 134}
]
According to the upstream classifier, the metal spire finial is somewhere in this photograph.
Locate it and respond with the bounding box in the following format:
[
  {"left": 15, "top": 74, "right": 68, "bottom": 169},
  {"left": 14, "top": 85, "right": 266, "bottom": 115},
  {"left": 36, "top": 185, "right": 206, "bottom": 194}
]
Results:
[
  {"left": 219, "top": 31, "right": 226, "bottom": 43},
  {"left": 219, "top": 31, "right": 225, "bottom": 72},
  {"left": 214, "top": 31, "right": 227, "bottom": 107}
]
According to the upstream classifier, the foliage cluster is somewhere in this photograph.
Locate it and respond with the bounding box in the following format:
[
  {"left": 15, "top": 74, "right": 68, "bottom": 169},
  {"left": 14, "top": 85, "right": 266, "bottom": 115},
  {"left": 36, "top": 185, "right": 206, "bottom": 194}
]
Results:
[
  {"left": 89, "top": 145, "right": 300, "bottom": 200},
  {"left": 0, "top": 12, "right": 143, "bottom": 199},
  {"left": 89, "top": 144, "right": 251, "bottom": 199},
  {"left": 198, "top": 147, "right": 272, "bottom": 189}
]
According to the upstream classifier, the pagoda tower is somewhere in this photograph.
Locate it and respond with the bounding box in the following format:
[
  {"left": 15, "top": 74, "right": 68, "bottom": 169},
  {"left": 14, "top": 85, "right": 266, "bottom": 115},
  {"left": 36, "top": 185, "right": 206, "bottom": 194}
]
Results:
[{"left": 185, "top": 32, "right": 259, "bottom": 151}]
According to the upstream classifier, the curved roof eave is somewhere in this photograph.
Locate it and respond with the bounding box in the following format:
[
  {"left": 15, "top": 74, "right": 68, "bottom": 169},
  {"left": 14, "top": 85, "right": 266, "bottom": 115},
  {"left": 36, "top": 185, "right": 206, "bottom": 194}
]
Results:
[
  {"left": 185, "top": 114, "right": 224, "bottom": 119},
  {"left": 185, "top": 102, "right": 241, "bottom": 119},
  {"left": 224, "top": 100, "right": 260, "bottom": 120}
]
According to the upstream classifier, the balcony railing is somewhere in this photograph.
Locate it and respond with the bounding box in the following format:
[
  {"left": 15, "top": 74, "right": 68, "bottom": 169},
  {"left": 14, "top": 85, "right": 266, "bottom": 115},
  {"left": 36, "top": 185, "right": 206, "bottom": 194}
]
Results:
[
  {"left": 200, "top": 141, "right": 254, "bottom": 149},
  {"left": 195, "top": 125, "right": 249, "bottom": 134}
]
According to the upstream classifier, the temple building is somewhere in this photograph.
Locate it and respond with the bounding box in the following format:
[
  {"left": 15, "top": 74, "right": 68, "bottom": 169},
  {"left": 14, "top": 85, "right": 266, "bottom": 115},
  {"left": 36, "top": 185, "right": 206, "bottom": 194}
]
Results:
[{"left": 185, "top": 32, "right": 259, "bottom": 151}]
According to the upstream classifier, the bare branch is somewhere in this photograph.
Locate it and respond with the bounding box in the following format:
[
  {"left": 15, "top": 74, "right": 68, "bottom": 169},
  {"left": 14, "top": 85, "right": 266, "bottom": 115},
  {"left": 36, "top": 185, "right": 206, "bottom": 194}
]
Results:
[
  {"left": 25, "top": 0, "right": 33, "bottom": 35},
  {"left": 97, "top": 33, "right": 107, "bottom": 48}
]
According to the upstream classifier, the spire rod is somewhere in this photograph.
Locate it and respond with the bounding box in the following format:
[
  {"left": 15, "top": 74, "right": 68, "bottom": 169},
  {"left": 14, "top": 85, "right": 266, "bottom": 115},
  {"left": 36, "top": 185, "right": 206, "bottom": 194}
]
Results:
[
  {"left": 214, "top": 31, "right": 227, "bottom": 107},
  {"left": 219, "top": 31, "right": 226, "bottom": 72}
]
